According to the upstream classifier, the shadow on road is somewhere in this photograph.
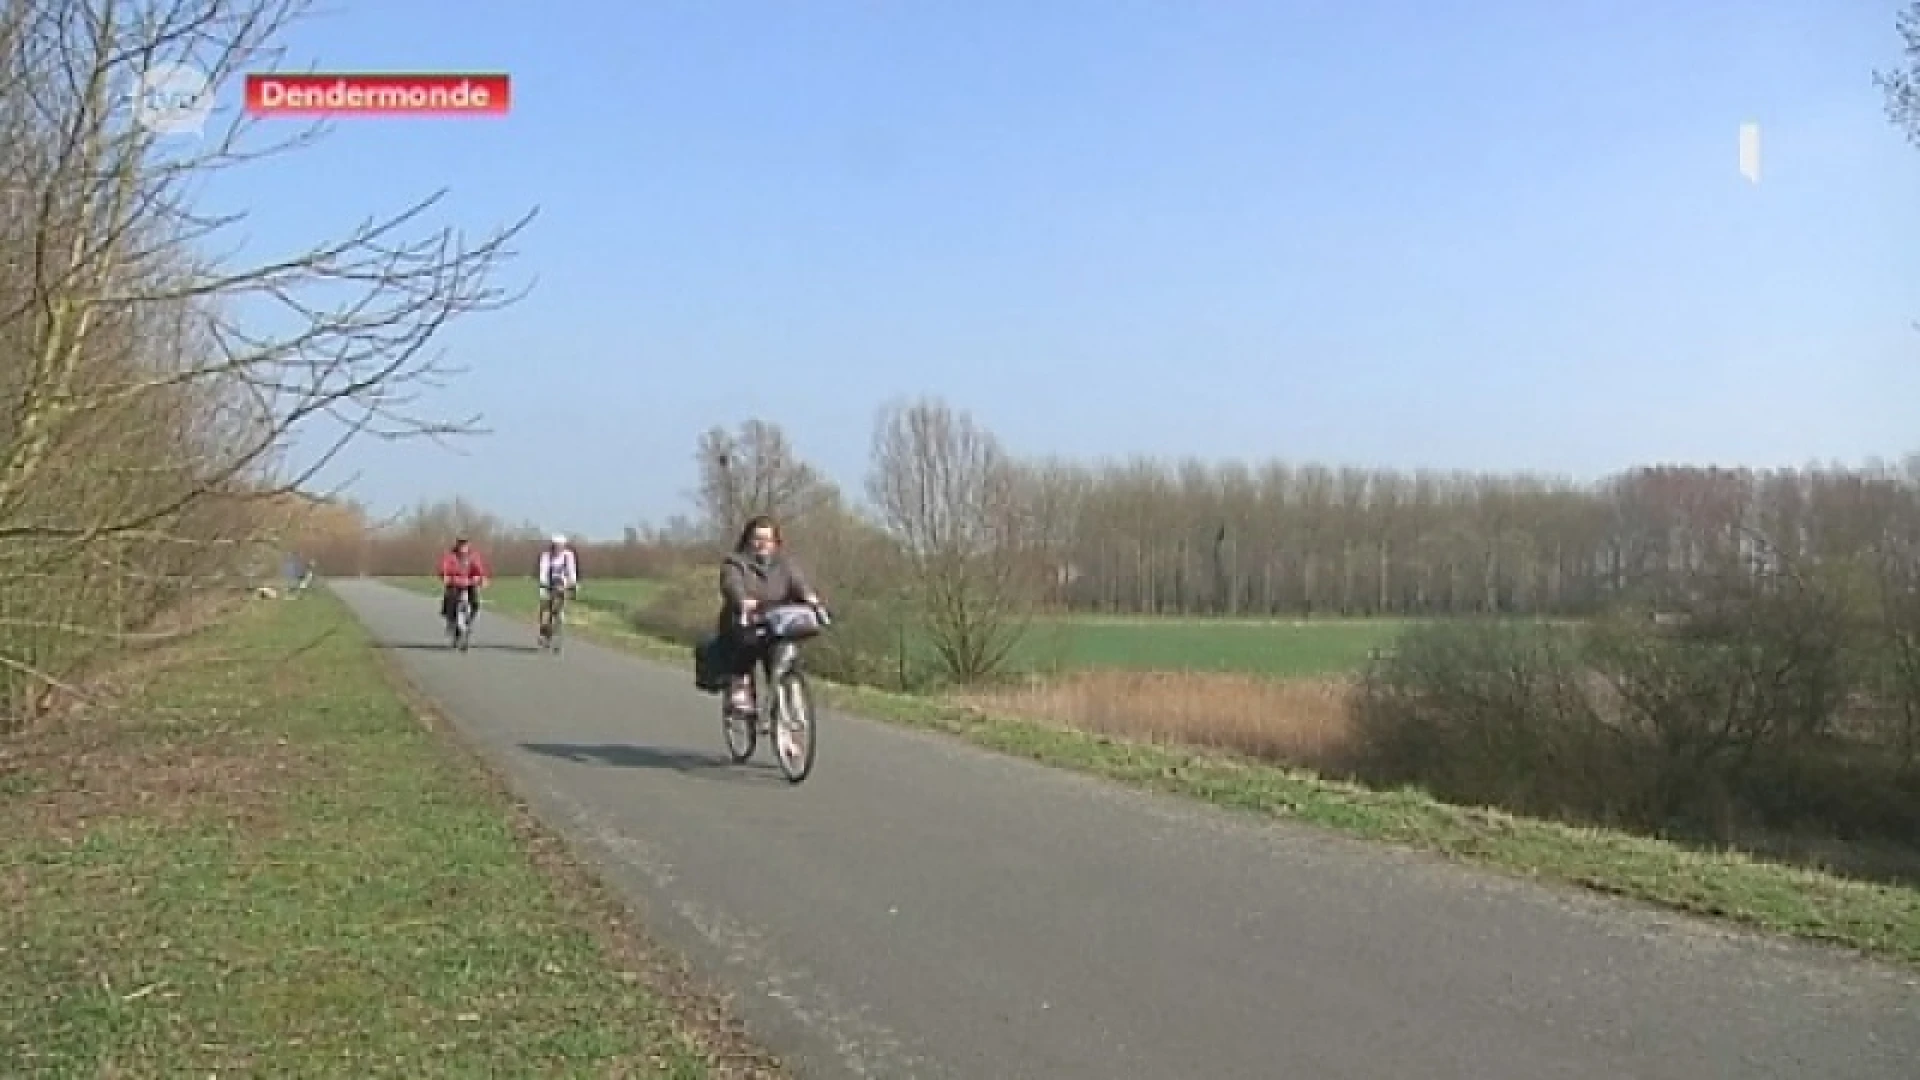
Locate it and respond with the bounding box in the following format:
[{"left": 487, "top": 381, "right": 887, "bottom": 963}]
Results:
[
  {"left": 520, "top": 741, "right": 781, "bottom": 782},
  {"left": 378, "top": 641, "right": 543, "bottom": 654}
]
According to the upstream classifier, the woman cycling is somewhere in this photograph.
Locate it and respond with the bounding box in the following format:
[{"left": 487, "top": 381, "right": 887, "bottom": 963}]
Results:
[
  {"left": 437, "top": 536, "right": 490, "bottom": 634},
  {"left": 717, "top": 514, "right": 823, "bottom": 714}
]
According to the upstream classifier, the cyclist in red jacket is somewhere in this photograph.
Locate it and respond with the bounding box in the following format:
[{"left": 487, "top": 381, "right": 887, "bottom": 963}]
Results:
[{"left": 437, "top": 537, "right": 491, "bottom": 634}]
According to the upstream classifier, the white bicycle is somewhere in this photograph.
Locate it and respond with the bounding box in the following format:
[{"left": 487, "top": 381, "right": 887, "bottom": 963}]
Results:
[{"left": 721, "top": 602, "right": 831, "bottom": 784}]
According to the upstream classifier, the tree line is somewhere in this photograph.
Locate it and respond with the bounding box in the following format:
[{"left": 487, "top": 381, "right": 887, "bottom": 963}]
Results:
[
  {"left": 294, "top": 494, "right": 682, "bottom": 581},
  {"left": 945, "top": 456, "right": 1920, "bottom": 620}
]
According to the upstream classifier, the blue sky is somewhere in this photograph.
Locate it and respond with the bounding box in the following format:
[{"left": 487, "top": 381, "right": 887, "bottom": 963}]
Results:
[{"left": 190, "top": 1, "right": 1920, "bottom": 539}]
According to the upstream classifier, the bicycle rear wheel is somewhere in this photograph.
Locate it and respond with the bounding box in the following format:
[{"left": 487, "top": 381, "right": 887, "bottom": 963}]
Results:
[{"left": 772, "top": 670, "right": 817, "bottom": 783}]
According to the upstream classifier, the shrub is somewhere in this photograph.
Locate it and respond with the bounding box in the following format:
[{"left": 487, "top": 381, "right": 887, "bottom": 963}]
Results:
[
  {"left": 627, "top": 567, "right": 714, "bottom": 647},
  {"left": 1348, "top": 563, "right": 1920, "bottom": 880},
  {"left": 1348, "top": 619, "right": 1626, "bottom": 824}
]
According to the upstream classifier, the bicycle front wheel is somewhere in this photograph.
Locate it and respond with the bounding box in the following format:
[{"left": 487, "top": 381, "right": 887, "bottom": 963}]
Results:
[{"left": 772, "top": 671, "right": 817, "bottom": 783}]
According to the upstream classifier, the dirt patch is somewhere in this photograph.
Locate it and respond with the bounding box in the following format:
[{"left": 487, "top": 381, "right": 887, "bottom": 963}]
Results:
[
  {"left": 956, "top": 669, "right": 1358, "bottom": 773},
  {"left": 138, "top": 589, "right": 249, "bottom": 638},
  {"left": 1, "top": 718, "right": 314, "bottom": 845},
  {"left": 365, "top": 641, "right": 790, "bottom": 1078},
  {"left": 1, "top": 600, "right": 321, "bottom": 845},
  {"left": 2, "top": 592, "right": 250, "bottom": 736}
]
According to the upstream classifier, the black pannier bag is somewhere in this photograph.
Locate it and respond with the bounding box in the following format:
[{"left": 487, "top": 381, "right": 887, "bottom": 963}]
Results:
[{"left": 692, "top": 633, "right": 728, "bottom": 693}]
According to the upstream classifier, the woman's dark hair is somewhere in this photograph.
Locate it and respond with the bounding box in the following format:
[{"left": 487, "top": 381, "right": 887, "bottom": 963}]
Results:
[{"left": 733, "top": 515, "right": 781, "bottom": 553}]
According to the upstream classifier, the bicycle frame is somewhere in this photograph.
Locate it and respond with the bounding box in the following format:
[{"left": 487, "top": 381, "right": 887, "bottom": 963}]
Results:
[
  {"left": 539, "top": 584, "right": 570, "bottom": 652},
  {"left": 732, "top": 605, "right": 828, "bottom": 713},
  {"left": 541, "top": 584, "right": 569, "bottom": 624},
  {"left": 733, "top": 638, "right": 798, "bottom": 714},
  {"left": 764, "top": 638, "right": 800, "bottom": 682},
  {"left": 449, "top": 586, "right": 474, "bottom": 649}
]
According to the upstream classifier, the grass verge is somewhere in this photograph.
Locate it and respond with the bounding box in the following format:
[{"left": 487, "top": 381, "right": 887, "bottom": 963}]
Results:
[
  {"left": 0, "top": 586, "right": 781, "bottom": 1077},
  {"left": 378, "top": 576, "right": 1920, "bottom": 969}
]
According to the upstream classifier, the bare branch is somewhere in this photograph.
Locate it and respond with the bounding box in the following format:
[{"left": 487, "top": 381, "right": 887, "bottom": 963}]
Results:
[{"left": 0, "top": 0, "right": 533, "bottom": 727}]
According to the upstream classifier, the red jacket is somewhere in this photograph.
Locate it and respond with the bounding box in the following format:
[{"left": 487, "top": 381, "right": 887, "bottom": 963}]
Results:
[{"left": 438, "top": 549, "right": 490, "bottom": 587}]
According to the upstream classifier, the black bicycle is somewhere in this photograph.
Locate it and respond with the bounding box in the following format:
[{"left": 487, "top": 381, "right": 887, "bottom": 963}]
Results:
[
  {"left": 446, "top": 588, "right": 474, "bottom": 652},
  {"left": 538, "top": 583, "right": 573, "bottom": 653},
  {"left": 721, "top": 602, "right": 831, "bottom": 783}
]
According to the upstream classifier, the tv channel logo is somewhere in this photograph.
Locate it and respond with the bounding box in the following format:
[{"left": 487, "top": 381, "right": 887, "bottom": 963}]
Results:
[{"left": 133, "top": 62, "right": 213, "bottom": 136}]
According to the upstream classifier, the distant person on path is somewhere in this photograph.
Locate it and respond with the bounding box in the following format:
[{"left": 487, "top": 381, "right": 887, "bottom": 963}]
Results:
[
  {"left": 438, "top": 537, "right": 490, "bottom": 633},
  {"left": 536, "top": 534, "right": 579, "bottom": 643},
  {"left": 716, "top": 515, "right": 823, "bottom": 714}
]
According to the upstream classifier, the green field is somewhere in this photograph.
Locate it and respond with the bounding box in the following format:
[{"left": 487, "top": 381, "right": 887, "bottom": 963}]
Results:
[
  {"left": 571, "top": 577, "right": 663, "bottom": 612},
  {"left": 1014, "top": 615, "right": 1412, "bottom": 678}
]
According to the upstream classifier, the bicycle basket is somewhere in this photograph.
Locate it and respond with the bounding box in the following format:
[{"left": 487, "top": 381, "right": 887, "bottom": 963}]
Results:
[{"left": 762, "top": 603, "right": 823, "bottom": 640}]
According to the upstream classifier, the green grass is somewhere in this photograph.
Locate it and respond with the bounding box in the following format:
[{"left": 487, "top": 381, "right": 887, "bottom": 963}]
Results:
[
  {"left": 378, "top": 575, "right": 1920, "bottom": 968},
  {"left": 569, "top": 577, "right": 663, "bottom": 612},
  {"left": 1015, "top": 615, "right": 1412, "bottom": 677},
  {"left": 0, "top": 588, "right": 720, "bottom": 1077}
]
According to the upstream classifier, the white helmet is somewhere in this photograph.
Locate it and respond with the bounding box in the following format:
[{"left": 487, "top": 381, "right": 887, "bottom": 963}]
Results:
[{"left": 550, "top": 533, "right": 567, "bottom": 546}]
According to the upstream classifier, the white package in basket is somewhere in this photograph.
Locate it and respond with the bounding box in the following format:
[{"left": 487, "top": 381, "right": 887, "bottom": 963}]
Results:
[{"left": 763, "top": 603, "right": 823, "bottom": 639}]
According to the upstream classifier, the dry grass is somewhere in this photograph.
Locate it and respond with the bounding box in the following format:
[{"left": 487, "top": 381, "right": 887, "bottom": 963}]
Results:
[{"left": 956, "top": 670, "right": 1358, "bottom": 772}]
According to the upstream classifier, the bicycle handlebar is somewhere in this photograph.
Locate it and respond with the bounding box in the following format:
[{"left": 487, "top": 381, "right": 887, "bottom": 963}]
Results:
[{"left": 741, "top": 600, "right": 832, "bottom": 631}]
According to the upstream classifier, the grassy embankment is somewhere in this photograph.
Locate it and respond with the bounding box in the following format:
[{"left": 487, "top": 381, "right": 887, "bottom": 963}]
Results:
[
  {"left": 0, "top": 587, "right": 780, "bottom": 1077},
  {"left": 383, "top": 575, "right": 1920, "bottom": 968}
]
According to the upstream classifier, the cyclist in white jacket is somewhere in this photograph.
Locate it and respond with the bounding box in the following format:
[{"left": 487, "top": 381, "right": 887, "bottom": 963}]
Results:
[{"left": 536, "top": 534, "right": 579, "bottom": 643}]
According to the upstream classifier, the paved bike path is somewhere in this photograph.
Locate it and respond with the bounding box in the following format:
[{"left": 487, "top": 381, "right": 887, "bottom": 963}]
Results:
[{"left": 333, "top": 579, "right": 1920, "bottom": 1079}]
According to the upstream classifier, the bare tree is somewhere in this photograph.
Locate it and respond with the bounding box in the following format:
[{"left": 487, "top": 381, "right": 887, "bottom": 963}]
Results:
[
  {"left": 693, "top": 418, "right": 839, "bottom": 547},
  {"left": 866, "top": 397, "right": 1044, "bottom": 683},
  {"left": 1877, "top": 3, "right": 1920, "bottom": 146},
  {"left": 0, "top": 0, "right": 533, "bottom": 722}
]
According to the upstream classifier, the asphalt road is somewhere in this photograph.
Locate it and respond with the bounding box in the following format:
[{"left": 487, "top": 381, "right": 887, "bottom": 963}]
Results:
[{"left": 333, "top": 579, "right": 1920, "bottom": 1080}]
